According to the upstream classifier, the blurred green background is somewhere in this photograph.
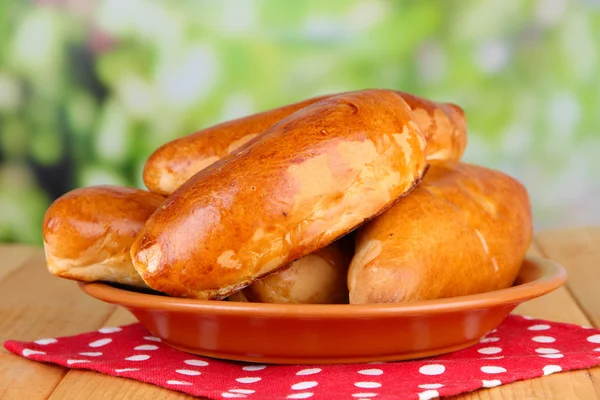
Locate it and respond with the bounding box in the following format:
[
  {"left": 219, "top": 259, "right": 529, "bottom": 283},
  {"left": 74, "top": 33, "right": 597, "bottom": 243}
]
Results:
[{"left": 1, "top": 0, "right": 599, "bottom": 244}]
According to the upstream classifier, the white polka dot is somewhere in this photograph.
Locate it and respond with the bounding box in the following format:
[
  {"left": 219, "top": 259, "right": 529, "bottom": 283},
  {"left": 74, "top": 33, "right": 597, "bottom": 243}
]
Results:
[
  {"left": 418, "top": 384, "right": 444, "bottom": 389},
  {"left": 134, "top": 344, "right": 158, "bottom": 351},
  {"left": 229, "top": 389, "right": 255, "bottom": 394},
  {"left": 242, "top": 365, "right": 267, "bottom": 371},
  {"left": 67, "top": 359, "right": 90, "bottom": 365},
  {"left": 358, "top": 369, "right": 383, "bottom": 376},
  {"left": 354, "top": 382, "right": 382, "bottom": 389},
  {"left": 221, "top": 393, "right": 245, "bottom": 398},
  {"left": 291, "top": 382, "right": 318, "bottom": 390},
  {"left": 490, "top": 329, "right": 497, "bottom": 333},
  {"left": 587, "top": 334, "right": 600, "bottom": 344},
  {"left": 351, "top": 394, "right": 377, "bottom": 398},
  {"left": 115, "top": 368, "right": 139, "bottom": 373},
  {"left": 167, "top": 380, "right": 192, "bottom": 385},
  {"left": 144, "top": 336, "right": 161, "bottom": 342},
  {"left": 34, "top": 338, "right": 57, "bottom": 345},
  {"left": 236, "top": 377, "right": 261, "bottom": 384},
  {"left": 89, "top": 338, "right": 112, "bottom": 347},
  {"left": 540, "top": 354, "right": 564, "bottom": 359},
  {"left": 543, "top": 365, "right": 562, "bottom": 376},
  {"left": 79, "top": 352, "right": 102, "bottom": 357},
  {"left": 478, "top": 347, "right": 502, "bottom": 355},
  {"left": 532, "top": 336, "right": 555, "bottom": 343},
  {"left": 536, "top": 348, "right": 560, "bottom": 354},
  {"left": 528, "top": 324, "right": 551, "bottom": 331},
  {"left": 125, "top": 354, "right": 150, "bottom": 361},
  {"left": 594, "top": 348, "right": 600, "bottom": 352},
  {"left": 286, "top": 394, "right": 314, "bottom": 399},
  {"left": 185, "top": 359, "right": 209, "bottom": 367},
  {"left": 522, "top": 316, "right": 534, "bottom": 320},
  {"left": 176, "top": 369, "right": 201, "bottom": 376},
  {"left": 418, "top": 390, "right": 439, "bottom": 400},
  {"left": 480, "top": 337, "right": 499, "bottom": 343},
  {"left": 296, "top": 368, "right": 321, "bottom": 375},
  {"left": 481, "top": 366, "right": 506, "bottom": 374},
  {"left": 98, "top": 327, "right": 122, "bottom": 333},
  {"left": 482, "top": 379, "right": 501, "bottom": 388},
  {"left": 419, "top": 364, "right": 445, "bottom": 375},
  {"left": 22, "top": 349, "right": 46, "bottom": 357},
  {"left": 482, "top": 356, "right": 504, "bottom": 360},
  {"left": 581, "top": 326, "right": 593, "bottom": 329}
]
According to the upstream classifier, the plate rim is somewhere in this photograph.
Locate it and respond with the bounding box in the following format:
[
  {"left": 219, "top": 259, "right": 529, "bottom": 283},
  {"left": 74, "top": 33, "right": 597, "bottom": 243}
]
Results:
[{"left": 78, "top": 254, "right": 566, "bottom": 317}]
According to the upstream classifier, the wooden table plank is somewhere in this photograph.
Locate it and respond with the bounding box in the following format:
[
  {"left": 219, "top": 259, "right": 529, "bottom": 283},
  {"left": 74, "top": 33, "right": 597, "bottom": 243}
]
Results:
[
  {"left": 534, "top": 226, "right": 600, "bottom": 398},
  {"left": 1, "top": 227, "right": 599, "bottom": 400},
  {"left": 0, "top": 356, "right": 64, "bottom": 400},
  {"left": 535, "top": 226, "right": 600, "bottom": 328},
  {"left": 102, "top": 307, "right": 137, "bottom": 327},
  {"left": 453, "top": 242, "right": 600, "bottom": 400},
  {"left": 514, "top": 245, "right": 592, "bottom": 325},
  {"left": 0, "top": 244, "right": 37, "bottom": 281},
  {"left": 0, "top": 248, "right": 117, "bottom": 400},
  {"left": 47, "top": 371, "right": 195, "bottom": 400},
  {"left": 47, "top": 307, "right": 197, "bottom": 400}
]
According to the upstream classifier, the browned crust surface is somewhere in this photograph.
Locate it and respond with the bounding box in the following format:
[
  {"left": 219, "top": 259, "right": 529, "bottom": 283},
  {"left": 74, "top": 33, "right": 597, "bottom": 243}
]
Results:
[{"left": 131, "top": 89, "right": 428, "bottom": 299}]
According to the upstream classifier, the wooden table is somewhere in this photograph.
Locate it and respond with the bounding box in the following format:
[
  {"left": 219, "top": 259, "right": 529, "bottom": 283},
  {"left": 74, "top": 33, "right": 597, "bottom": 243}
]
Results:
[{"left": 0, "top": 226, "right": 598, "bottom": 400}]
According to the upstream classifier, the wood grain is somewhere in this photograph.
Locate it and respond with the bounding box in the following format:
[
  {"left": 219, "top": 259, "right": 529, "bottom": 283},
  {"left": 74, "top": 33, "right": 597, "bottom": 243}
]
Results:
[
  {"left": 535, "top": 226, "right": 600, "bottom": 328},
  {"left": 47, "top": 371, "right": 196, "bottom": 400},
  {"left": 103, "top": 307, "right": 137, "bottom": 327},
  {"left": 0, "top": 244, "right": 36, "bottom": 281},
  {"left": 535, "top": 226, "right": 600, "bottom": 397},
  {"left": 452, "top": 242, "right": 600, "bottom": 400},
  {"left": 0, "top": 227, "right": 599, "bottom": 400},
  {"left": 46, "top": 308, "right": 198, "bottom": 400},
  {"left": 513, "top": 245, "right": 592, "bottom": 324},
  {"left": 0, "top": 249, "right": 117, "bottom": 400}
]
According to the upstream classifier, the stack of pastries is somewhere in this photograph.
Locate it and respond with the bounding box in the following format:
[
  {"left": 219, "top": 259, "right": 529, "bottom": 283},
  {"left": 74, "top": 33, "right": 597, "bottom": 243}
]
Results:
[{"left": 42, "top": 89, "right": 532, "bottom": 304}]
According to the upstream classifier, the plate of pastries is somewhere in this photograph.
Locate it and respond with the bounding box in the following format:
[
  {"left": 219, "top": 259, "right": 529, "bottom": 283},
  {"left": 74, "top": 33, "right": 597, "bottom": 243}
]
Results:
[{"left": 42, "top": 89, "right": 566, "bottom": 364}]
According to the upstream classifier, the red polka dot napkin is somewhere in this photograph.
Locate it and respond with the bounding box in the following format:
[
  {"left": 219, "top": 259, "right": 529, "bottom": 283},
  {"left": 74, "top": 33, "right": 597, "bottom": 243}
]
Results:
[{"left": 4, "top": 315, "right": 600, "bottom": 399}]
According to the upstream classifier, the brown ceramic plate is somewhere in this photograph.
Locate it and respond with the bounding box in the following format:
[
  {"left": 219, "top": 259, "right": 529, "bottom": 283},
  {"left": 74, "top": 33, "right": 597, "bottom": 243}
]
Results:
[{"left": 79, "top": 255, "right": 566, "bottom": 365}]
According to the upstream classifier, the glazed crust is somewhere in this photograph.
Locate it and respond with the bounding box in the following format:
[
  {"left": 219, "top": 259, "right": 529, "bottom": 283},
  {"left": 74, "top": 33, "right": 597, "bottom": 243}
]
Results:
[
  {"left": 131, "top": 89, "right": 428, "bottom": 299},
  {"left": 143, "top": 90, "right": 466, "bottom": 196},
  {"left": 234, "top": 239, "right": 353, "bottom": 304},
  {"left": 143, "top": 94, "right": 331, "bottom": 196},
  {"left": 399, "top": 92, "right": 467, "bottom": 161},
  {"left": 348, "top": 161, "right": 533, "bottom": 304},
  {"left": 42, "top": 186, "right": 164, "bottom": 288}
]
